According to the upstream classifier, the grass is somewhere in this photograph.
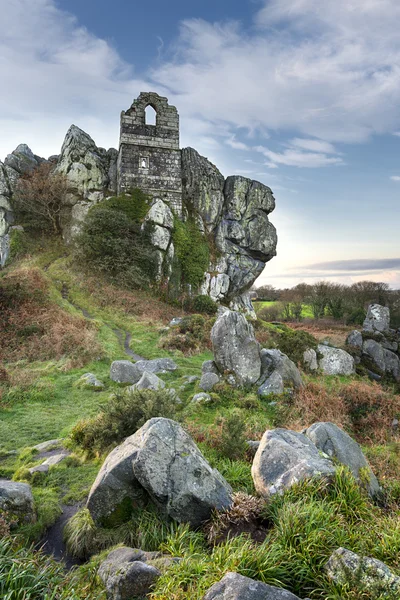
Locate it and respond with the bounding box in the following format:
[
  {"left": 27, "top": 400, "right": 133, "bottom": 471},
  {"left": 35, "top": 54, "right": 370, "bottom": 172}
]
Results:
[{"left": 2, "top": 239, "right": 400, "bottom": 600}]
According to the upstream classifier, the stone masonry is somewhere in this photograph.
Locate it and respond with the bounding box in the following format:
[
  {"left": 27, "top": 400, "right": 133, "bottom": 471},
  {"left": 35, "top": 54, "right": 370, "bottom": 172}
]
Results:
[{"left": 117, "top": 92, "right": 182, "bottom": 215}]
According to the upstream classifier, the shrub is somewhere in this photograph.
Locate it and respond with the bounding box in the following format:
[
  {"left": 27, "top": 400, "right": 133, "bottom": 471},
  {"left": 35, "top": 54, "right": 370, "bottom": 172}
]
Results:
[
  {"left": 192, "top": 294, "right": 218, "bottom": 315},
  {"left": 75, "top": 192, "right": 157, "bottom": 290},
  {"left": 159, "top": 314, "right": 212, "bottom": 354},
  {"left": 172, "top": 218, "right": 210, "bottom": 289},
  {"left": 258, "top": 302, "right": 283, "bottom": 322},
  {"left": 70, "top": 388, "right": 178, "bottom": 452},
  {"left": 255, "top": 322, "right": 318, "bottom": 365},
  {"left": 12, "top": 162, "right": 69, "bottom": 235}
]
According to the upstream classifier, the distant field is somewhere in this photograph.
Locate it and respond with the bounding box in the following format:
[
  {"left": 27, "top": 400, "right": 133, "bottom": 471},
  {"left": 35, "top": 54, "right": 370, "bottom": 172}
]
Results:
[{"left": 253, "top": 300, "right": 314, "bottom": 319}]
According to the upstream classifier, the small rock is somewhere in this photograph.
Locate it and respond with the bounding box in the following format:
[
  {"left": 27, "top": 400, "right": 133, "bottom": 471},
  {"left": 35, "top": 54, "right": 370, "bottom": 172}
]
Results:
[
  {"left": 134, "top": 358, "right": 178, "bottom": 374},
  {"left": 29, "top": 452, "right": 70, "bottom": 475},
  {"left": 184, "top": 375, "right": 200, "bottom": 384},
  {"left": 99, "top": 547, "right": 161, "bottom": 600},
  {"left": 0, "top": 480, "right": 36, "bottom": 523},
  {"left": 110, "top": 360, "right": 142, "bottom": 384},
  {"left": 303, "top": 348, "right": 318, "bottom": 371},
  {"left": 326, "top": 547, "right": 400, "bottom": 595},
  {"left": 199, "top": 372, "right": 220, "bottom": 392},
  {"left": 202, "top": 572, "right": 301, "bottom": 599},
  {"left": 258, "top": 370, "right": 284, "bottom": 397},
  {"left": 129, "top": 371, "right": 165, "bottom": 392},
  {"left": 33, "top": 439, "right": 63, "bottom": 453},
  {"left": 192, "top": 392, "right": 212, "bottom": 403},
  {"left": 346, "top": 330, "right": 363, "bottom": 349},
  {"left": 76, "top": 373, "right": 105, "bottom": 391},
  {"left": 258, "top": 348, "right": 303, "bottom": 391},
  {"left": 201, "top": 360, "right": 219, "bottom": 375},
  {"left": 169, "top": 317, "right": 183, "bottom": 327}
]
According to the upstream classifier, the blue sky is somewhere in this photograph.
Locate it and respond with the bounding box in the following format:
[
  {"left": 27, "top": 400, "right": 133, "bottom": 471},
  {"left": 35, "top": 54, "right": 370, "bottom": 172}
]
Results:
[{"left": 1, "top": 0, "right": 399, "bottom": 288}]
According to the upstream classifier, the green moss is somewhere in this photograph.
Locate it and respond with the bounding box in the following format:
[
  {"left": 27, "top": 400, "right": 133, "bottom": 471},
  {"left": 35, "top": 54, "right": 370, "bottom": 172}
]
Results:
[
  {"left": 91, "top": 188, "right": 151, "bottom": 222},
  {"left": 100, "top": 496, "right": 135, "bottom": 528},
  {"left": 172, "top": 217, "right": 210, "bottom": 289},
  {"left": 7, "top": 228, "right": 30, "bottom": 263}
]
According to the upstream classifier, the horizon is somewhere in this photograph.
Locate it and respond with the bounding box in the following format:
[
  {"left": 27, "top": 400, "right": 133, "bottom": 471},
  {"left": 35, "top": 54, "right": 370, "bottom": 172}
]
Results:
[{"left": 1, "top": 0, "right": 399, "bottom": 288}]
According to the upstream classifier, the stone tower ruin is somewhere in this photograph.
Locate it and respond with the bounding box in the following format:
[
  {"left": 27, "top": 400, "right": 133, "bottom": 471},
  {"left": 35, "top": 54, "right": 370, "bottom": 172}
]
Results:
[{"left": 117, "top": 92, "right": 182, "bottom": 214}]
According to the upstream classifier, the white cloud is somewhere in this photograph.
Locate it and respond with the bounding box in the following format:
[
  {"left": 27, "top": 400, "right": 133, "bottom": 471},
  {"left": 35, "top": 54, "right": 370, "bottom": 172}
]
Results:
[
  {"left": 226, "top": 137, "right": 251, "bottom": 151},
  {"left": 255, "top": 145, "right": 343, "bottom": 168},
  {"left": 0, "top": 0, "right": 153, "bottom": 159},
  {"left": 390, "top": 175, "right": 400, "bottom": 181},
  {"left": 290, "top": 138, "right": 337, "bottom": 154},
  {"left": 152, "top": 0, "right": 400, "bottom": 145}
]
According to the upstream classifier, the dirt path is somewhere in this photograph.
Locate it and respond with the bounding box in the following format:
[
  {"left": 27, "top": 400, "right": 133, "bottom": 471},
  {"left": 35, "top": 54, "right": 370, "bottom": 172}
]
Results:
[
  {"left": 39, "top": 503, "right": 84, "bottom": 569},
  {"left": 61, "top": 284, "right": 145, "bottom": 361}
]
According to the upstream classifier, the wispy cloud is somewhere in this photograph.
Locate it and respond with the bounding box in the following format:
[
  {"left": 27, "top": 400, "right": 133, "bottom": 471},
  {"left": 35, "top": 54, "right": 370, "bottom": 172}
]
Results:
[
  {"left": 390, "top": 175, "right": 400, "bottom": 181},
  {"left": 254, "top": 145, "right": 343, "bottom": 168},
  {"left": 305, "top": 258, "right": 400, "bottom": 271}
]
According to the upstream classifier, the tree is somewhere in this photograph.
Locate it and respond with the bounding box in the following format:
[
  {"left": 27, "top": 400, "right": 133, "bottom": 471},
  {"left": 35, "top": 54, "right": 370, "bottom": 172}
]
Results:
[{"left": 13, "top": 162, "right": 68, "bottom": 235}]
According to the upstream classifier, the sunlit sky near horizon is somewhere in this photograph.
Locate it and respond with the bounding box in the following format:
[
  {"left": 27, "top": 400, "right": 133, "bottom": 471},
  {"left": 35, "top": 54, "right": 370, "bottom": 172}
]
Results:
[{"left": 1, "top": 0, "right": 399, "bottom": 288}]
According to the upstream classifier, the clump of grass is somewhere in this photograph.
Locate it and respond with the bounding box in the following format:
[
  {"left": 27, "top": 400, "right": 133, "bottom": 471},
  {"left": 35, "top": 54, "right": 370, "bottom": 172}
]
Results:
[
  {"left": 70, "top": 388, "right": 179, "bottom": 453},
  {"left": 205, "top": 492, "right": 266, "bottom": 545},
  {"left": 159, "top": 314, "right": 213, "bottom": 355}
]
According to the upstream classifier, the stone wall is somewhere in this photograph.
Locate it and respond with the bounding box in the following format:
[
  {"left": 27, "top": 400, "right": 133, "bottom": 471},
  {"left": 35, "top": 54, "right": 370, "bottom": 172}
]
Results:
[{"left": 118, "top": 92, "right": 182, "bottom": 215}]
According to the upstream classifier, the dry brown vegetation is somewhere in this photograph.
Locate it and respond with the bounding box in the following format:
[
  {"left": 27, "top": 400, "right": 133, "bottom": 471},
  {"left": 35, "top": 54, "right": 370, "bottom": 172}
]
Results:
[
  {"left": 289, "top": 319, "right": 353, "bottom": 347},
  {"left": 0, "top": 266, "right": 101, "bottom": 365},
  {"left": 286, "top": 379, "right": 400, "bottom": 445}
]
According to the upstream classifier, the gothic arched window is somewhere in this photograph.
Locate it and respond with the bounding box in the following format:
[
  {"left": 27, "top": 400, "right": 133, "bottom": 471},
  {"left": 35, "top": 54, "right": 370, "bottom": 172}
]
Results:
[{"left": 145, "top": 105, "right": 157, "bottom": 125}]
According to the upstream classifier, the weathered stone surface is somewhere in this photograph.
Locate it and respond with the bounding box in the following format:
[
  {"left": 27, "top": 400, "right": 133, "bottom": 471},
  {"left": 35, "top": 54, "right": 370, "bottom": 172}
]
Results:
[
  {"left": 29, "top": 452, "right": 69, "bottom": 475},
  {"left": 362, "top": 339, "right": 386, "bottom": 373},
  {"left": 346, "top": 330, "right": 363, "bottom": 349},
  {"left": 305, "top": 422, "right": 380, "bottom": 497},
  {"left": 303, "top": 348, "right": 318, "bottom": 371},
  {"left": 258, "top": 349, "right": 303, "bottom": 394},
  {"left": 76, "top": 373, "right": 105, "bottom": 391},
  {"left": 145, "top": 198, "right": 174, "bottom": 229},
  {"left": 199, "top": 372, "right": 220, "bottom": 392},
  {"left": 99, "top": 547, "right": 161, "bottom": 600},
  {"left": 363, "top": 303, "right": 390, "bottom": 333},
  {"left": 211, "top": 310, "right": 261, "bottom": 385},
  {"left": 110, "top": 360, "right": 142, "bottom": 384},
  {"left": 192, "top": 392, "right": 212, "bottom": 403},
  {"left": 383, "top": 348, "right": 400, "bottom": 380},
  {"left": 129, "top": 371, "right": 165, "bottom": 391},
  {"left": 181, "top": 147, "right": 225, "bottom": 232},
  {"left": 87, "top": 418, "right": 232, "bottom": 526},
  {"left": 203, "top": 572, "right": 301, "bottom": 599},
  {"left": 251, "top": 429, "right": 335, "bottom": 497},
  {"left": 0, "top": 480, "right": 35, "bottom": 522},
  {"left": 326, "top": 547, "right": 400, "bottom": 595},
  {"left": 258, "top": 371, "right": 284, "bottom": 397},
  {"left": 317, "top": 345, "right": 355, "bottom": 376},
  {"left": 33, "top": 439, "right": 63, "bottom": 453},
  {"left": 202, "top": 360, "right": 219, "bottom": 375},
  {"left": 134, "top": 358, "right": 178, "bottom": 374}
]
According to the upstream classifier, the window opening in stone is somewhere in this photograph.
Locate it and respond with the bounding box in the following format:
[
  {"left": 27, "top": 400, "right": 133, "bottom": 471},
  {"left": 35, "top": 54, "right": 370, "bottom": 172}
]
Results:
[
  {"left": 140, "top": 157, "right": 149, "bottom": 169},
  {"left": 145, "top": 105, "right": 157, "bottom": 125}
]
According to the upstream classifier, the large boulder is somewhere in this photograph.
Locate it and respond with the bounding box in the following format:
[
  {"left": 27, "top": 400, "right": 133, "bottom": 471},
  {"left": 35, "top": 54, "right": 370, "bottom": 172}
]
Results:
[
  {"left": 363, "top": 304, "right": 390, "bottom": 334},
  {"left": 317, "top": 345, "right": 355, "bottom": 376},
  {"left": 257, "top": 349, "right": 303, "bottom": 397},
  {"left": 203, "top": 572, "right": 301, "bottom": 599},
  {"left": 362, "top": 339, "right": 386, "bottom": 373},
  {"left": 134, "top": 358, "right": 178, "bottom": 374},
  {"left": 326, "top": 547, "right": 400, "bottom": 595},
  {"left": 98, "top": 547, "right": 161, "bottom": 600},
  {"left": 87, "top": 418, "right": 232, "bottom": 526},
  {"left": 0, "top": 480, "right": 36, "bottom": 523},
  {"left": 251, "top": 429, "right": 335, "bottom": 497},
  {"left": 305, "top": 422, "right": 380, "bottom": 497},
  {"left": 211, "top": 310, "right": 261, "bottom": 385}
]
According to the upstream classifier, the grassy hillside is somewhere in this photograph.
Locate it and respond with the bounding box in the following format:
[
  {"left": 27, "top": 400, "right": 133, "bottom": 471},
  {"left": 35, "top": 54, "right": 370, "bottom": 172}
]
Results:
[{"left": 1, "top": 242, "right": 400, "bottom": 600}]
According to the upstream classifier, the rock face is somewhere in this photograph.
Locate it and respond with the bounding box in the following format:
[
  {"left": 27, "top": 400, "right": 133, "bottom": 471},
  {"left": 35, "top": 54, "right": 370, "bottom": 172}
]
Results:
[
  {"left": 98, "top": 547, "right": 161, "bottom": 600},
  {"left": 257, "top": 349, "right": 303, "bottom": 397},
  {"left": 251, "top": 429, "right": 335, "bottom": 497},
  {"left": 0, "top": 480, "right": 36, "bottom": 523},
  {"left": 56, "top": 125, "right": 118, "bottom": 240},
  {"left": 110, "top": 360, "right": 142, "bottom": 384},
  {"left": 87, "top": 418, "right": 232, "bottom": 526},
  {"left": 317, "top": 345, "right": 355, "bottom": 376},
  {"left": 129, "top": 371, "right": 165, "bottom": 391},
  {"left": 211, "top": 310, "right": 261, "bottom": 385},
  {"left": 203, "top": 572, "right": 301, "bottom": 600},
  {"left": 363, "top": 303, "right": 391, "bottom": 333},
  {"left": 305, "top": 422, "right": 380, "bottom": 497},
  {"left": 0, "top": 145, "right": 45, "bottom": 266},
  {"left": 345, "top": 304, "right": 400, "bottom": 381},
  {"left": 326, "top": 547, "right": 400, "bottom": 595}
]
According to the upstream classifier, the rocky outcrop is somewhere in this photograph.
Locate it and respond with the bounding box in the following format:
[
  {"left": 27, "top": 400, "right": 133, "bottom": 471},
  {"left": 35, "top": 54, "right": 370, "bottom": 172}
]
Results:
[
  {"left": 87, "top": 418, "right": 232, "bottom": 526},
  {"left": 0, "top": 145, "right": 44, "bottom": 266},
  {"left": 326, "top": 547, "right": 400, "bottom": 595},
  {"left": 110, "top": 360, "right": 142, "bottom": 384},
  {"left": 251, "top": 429, "right": 335, "bottom": 497},
  {"left": 55, "top": 125, "right": 118, "bottom": 240},
  {"left": 305, "top": 422, "right": 380, "bottom": 497},
  {"left": 345, "top": 304, "right": 400, "bottom": 381},
  {"left": 211, "top": 310, "right": 261, "bottom": 385},
  {"left": 317, "top": 345, "right": 355, "bottom": 376},
  {"left": 0, "top": 480, "right": 36, "bottom": 523},
  {"left": 203, "top": 572, "right": 302, "bottom": 599}
]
